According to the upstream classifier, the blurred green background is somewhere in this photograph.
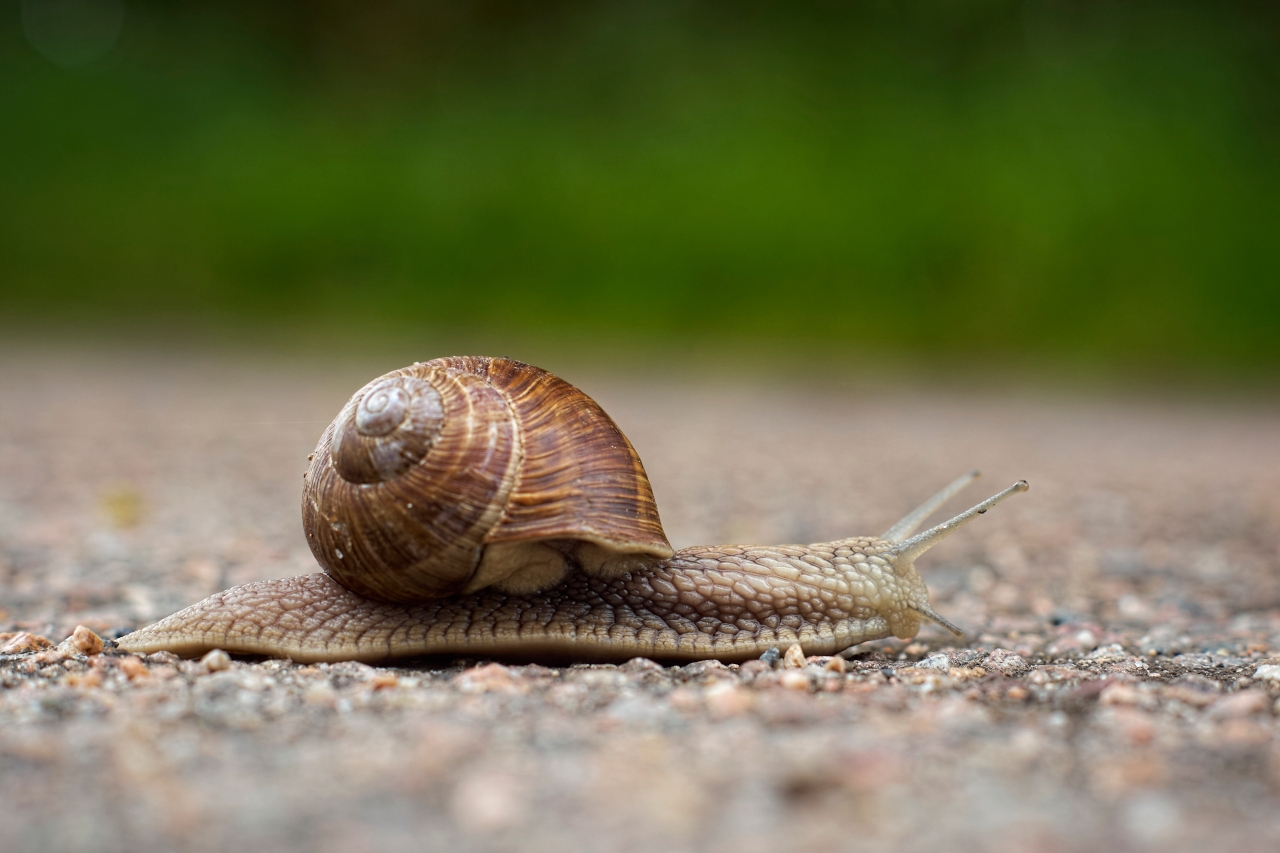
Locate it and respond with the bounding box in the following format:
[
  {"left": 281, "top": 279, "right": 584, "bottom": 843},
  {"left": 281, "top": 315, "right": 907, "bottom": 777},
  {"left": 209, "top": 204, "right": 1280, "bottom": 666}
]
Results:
[{"left": 1, "top": 1, "right": 1277, "bottom": 371}]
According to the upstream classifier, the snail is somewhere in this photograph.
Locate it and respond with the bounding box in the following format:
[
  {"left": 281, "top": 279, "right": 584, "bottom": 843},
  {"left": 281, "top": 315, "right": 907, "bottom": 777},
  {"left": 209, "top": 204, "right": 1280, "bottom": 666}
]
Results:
[{"left": 118, "top": 356, "right": 1028, "bottom": 664}]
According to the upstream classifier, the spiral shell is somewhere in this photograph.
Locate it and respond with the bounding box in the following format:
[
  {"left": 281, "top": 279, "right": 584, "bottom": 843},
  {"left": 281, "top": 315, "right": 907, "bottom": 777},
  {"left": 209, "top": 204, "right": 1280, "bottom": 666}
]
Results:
[{"left": 302, "top": 357, "right": 673, "bottom": 603}]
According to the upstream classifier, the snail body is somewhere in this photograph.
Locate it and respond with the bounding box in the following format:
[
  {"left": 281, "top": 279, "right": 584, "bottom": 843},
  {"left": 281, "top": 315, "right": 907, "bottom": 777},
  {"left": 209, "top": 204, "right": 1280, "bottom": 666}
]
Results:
[{"left": 119, "top": 358, "right": 1028, "bottom": 664}]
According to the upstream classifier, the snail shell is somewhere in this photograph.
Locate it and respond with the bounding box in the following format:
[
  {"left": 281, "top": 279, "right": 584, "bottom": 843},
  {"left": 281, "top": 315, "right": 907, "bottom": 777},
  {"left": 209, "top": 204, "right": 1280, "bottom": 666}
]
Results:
[{"left": 303, "top": 357, "right": 673, "bottom": 602}]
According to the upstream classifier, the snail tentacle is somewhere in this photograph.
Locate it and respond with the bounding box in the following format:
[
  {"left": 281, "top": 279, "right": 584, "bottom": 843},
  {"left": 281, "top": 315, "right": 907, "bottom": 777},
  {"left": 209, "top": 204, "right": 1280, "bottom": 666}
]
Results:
[
  {"left": 881, "top": 469, "right": 981, "bottom": 543},
  {"left": 907, "top": 602, "right": 965, "bottom": 637},
  {"left": 888, "top": 480, "right": 1030, "bottom": 563}
]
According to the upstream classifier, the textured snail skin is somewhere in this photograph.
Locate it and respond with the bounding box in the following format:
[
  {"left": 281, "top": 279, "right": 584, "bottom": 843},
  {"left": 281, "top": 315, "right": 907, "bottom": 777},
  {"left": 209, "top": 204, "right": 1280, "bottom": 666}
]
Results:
[{"left": 117, "top": 538, "right": 927, "bottom": 663}]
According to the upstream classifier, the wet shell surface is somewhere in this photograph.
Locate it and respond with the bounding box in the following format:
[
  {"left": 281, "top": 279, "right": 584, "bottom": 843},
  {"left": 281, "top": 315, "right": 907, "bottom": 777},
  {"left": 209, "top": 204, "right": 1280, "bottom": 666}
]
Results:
[{"left": 301, "top": 357, "right": 673, "bottom": 603}]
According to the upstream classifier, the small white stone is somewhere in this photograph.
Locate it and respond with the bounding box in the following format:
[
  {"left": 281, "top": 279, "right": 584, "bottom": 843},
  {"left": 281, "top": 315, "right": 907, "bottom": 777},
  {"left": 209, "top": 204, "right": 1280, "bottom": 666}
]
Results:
[
  {"left": 1252, "top": 664, "right": 1280, "bottom": 683},
  {"left": 779, "top": 670, "right": 811, "bottom": 691},
  {"left": 201, "top": 649, "right": 231, "bottom": 672},
  {"left": 919, "top": 653, "right": 951, "bottom": 671},
  {"left": 1087, "top": 643, "right": 1126, "bottom": 660}
]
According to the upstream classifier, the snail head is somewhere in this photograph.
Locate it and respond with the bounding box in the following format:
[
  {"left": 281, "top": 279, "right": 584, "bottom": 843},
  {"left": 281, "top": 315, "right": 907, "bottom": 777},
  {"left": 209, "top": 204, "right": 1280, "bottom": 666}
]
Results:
[{"left": 878, "top": 474, "right": 1030, "bottom": 639}]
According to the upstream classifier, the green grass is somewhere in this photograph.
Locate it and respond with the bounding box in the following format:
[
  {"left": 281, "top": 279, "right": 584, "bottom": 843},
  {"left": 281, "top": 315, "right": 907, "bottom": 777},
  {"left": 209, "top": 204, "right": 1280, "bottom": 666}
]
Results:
[{"left": 1, "top": 1, "right": 1277, "bottom": 368}]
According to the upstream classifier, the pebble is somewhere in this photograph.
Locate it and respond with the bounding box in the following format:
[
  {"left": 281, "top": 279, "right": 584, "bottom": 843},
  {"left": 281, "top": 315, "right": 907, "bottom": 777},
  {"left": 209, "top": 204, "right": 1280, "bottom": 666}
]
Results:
[
  {"left": 150, "top": 664, "right": 180, "bottom": 681},
  {"left": 704, "top": 681, "right": 754, "bottom": 717},
  {"left": 201, "top": 649, "right": 232, "bottom": 672},
  {"left": 69, "top": 626, "right": 104, "bottom": 655},
  {"left": 118, "top": 656, "right": 149, "bottom": 680},
  {"left": 1252, "top": 664, "right": 1280, "bottom": 683},
  {"left": 33, "top": 648, "right": 70, "bottom": 666},
  {"left": 779, "top": 670, "right": 811, "bottom": 691},
  {"left": 0, "top": 632, "right": 54, "bottom": 655},
  {"left": 682, "top": 659, "right": 729, "bottom": 679},
  {"left": 918, "top": 653, "right": 951, "bottom": 671},
  {"left": 985, "top": 649, "right": 1029, "bottom": 676},
  {"left": 66, "top": 670, "right": 103, "bottom": 689},
  {"left": 620, "top": 657, "right": 662, "bottom": 673},
  {"left": 1087, "top": 643, "right": 1126, "bottom": 661},
  {"left": 783, "top": 644, "right": 805, "bottom": 669},
  {"left": 456, "top": 663, "right": 520, "bottom": 694}
]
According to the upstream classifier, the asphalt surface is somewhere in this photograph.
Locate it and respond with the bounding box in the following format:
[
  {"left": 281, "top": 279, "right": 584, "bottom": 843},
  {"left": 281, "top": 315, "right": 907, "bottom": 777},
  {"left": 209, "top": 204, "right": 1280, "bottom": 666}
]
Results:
[{"left": 2, "top": 347, "right": 1279, "bottom": 853}]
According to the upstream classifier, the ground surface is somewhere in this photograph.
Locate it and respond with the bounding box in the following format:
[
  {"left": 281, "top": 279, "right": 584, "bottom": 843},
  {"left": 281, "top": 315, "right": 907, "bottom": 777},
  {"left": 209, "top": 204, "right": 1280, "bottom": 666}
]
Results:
[{"left": 2, "top": 347, "right": 1279, "bottom": 853}]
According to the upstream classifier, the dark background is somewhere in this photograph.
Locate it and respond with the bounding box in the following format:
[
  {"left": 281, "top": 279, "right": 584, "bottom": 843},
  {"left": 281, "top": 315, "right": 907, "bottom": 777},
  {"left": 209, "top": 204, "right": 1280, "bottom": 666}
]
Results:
[{"left": 2, "top": 1, "right": 1278, "bottom": 373}]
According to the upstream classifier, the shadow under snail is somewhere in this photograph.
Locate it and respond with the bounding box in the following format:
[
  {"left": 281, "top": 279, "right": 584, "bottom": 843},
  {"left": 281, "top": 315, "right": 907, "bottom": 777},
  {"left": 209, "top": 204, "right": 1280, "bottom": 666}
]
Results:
[{"left": 118, "top": 356, "right": 1028, "bottom": 664}]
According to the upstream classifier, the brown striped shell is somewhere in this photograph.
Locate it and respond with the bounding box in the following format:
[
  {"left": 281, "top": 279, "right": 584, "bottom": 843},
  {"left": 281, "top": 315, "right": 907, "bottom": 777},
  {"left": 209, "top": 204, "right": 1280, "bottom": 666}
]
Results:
[{"left": 301, "top": 357, "right": 673, "bottom": 603}]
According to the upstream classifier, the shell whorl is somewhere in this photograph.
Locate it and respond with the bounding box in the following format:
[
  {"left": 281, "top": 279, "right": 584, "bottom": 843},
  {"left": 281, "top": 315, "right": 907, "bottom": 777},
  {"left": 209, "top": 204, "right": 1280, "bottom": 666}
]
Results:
[
  {"left": 302, "top": 357, "right": 673, "bottom": 604},
  {"left": 329, "top": 375, "right": 445, "bottom": 484}
]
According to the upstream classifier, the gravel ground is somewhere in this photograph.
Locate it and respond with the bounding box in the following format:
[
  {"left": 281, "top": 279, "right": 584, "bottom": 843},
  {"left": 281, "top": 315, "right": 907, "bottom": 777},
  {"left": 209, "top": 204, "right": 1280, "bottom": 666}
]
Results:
[{"left": 2, "top": 346, "right": 1279, "bottom": 853}]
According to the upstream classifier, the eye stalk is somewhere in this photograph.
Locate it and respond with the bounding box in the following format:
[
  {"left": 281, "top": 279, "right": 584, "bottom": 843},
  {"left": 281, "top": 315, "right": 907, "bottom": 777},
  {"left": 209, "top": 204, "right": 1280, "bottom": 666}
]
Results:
[
  {"left": 879, "top": 475, "right": 1030, "bottom": 639},
  {"left": 908, "top": 601, "right": 965, "bottom": 637},
  {"left": 889, "top": 480, "right": 1029, "bottom": 564}
]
